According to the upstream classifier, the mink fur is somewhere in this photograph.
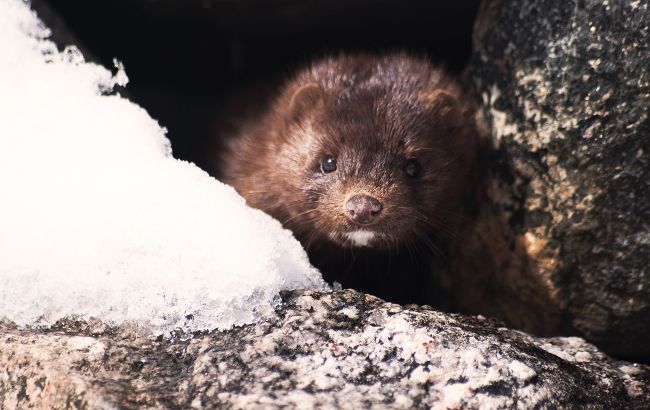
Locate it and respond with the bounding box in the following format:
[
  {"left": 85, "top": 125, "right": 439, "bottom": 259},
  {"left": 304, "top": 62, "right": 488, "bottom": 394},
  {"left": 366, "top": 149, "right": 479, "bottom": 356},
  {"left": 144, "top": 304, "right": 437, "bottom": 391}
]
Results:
[{"left": 219, "top": 53, "right": 480, "bottom": 305}]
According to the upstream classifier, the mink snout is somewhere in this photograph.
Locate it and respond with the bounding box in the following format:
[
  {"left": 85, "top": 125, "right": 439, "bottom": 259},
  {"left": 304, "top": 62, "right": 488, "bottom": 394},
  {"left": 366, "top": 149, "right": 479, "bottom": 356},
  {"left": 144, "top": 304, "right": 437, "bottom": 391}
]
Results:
[{"left": 345, "top": 194, "right": 382, "bottom": 225}]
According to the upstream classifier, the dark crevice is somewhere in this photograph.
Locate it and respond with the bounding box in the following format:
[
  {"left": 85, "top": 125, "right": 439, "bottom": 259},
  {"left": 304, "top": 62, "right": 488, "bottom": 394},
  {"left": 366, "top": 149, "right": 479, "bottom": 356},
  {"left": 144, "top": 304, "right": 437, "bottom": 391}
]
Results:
[{"left": 36, "top": 0, "right": 479, "bottom": 174}]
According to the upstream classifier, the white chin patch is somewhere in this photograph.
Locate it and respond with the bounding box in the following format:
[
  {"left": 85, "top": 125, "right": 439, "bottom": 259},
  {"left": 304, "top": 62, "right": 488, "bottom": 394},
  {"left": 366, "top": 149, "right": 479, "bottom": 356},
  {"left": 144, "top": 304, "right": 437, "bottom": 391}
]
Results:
[{"left": 343, "top": 230, "right": 376, "bottom": 247}]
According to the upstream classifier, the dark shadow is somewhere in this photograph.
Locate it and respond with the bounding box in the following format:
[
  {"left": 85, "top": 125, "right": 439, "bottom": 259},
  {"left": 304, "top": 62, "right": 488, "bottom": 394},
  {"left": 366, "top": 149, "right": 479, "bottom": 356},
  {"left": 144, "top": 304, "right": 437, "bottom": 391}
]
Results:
[{"left": 35, "top": 0, "right": 479, "bottom": 173}]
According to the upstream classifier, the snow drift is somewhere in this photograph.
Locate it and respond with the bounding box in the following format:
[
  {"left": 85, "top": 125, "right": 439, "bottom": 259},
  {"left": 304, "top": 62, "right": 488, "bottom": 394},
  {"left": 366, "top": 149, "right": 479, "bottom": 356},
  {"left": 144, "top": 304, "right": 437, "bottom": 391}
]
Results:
[{"left": 0, "top": 0, "right": 326, "bottom": 333}]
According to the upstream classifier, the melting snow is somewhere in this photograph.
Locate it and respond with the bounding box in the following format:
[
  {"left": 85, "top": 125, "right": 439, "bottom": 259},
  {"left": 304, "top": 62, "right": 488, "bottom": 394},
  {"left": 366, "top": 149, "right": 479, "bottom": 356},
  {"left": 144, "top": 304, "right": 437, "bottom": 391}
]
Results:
[{"left": 0, "top": 0, "right": 326, "bottom": 334}]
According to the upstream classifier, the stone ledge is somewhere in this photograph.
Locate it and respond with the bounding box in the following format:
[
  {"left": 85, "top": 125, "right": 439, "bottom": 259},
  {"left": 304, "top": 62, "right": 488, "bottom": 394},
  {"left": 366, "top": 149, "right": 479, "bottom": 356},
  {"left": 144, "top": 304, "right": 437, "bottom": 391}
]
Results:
[{"left": 1, "top": 290, "right": 647, "bottom": 408}]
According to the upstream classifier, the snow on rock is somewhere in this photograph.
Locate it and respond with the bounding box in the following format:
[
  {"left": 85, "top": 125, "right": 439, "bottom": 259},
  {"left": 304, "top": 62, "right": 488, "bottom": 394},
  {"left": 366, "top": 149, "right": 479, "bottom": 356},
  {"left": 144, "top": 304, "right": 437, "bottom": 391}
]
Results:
[{"left": 0, "top": 0, "right": 326, "bottom": 334}]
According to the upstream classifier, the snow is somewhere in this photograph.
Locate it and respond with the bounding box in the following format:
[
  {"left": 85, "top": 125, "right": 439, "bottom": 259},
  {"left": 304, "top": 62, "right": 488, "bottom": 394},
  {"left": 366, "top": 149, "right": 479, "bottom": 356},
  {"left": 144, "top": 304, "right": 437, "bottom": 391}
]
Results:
[{"left": 0, "top": 0, "right": 326, "bottom": 334}]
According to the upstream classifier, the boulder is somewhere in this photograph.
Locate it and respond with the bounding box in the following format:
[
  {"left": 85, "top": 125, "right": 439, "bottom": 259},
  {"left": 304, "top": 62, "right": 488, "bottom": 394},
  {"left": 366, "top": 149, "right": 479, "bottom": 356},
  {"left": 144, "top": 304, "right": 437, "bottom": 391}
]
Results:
[
  {"left": 1, "top": 290, "right": 648, "bottom": 408},
  {"left": 461, "top": 0, "right": 650, "bottom": 361}
]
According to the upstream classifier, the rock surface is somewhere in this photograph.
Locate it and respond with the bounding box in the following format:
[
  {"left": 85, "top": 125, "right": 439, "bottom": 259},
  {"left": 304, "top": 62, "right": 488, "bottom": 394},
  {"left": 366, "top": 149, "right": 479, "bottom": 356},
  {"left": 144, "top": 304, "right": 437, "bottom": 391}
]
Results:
[
  {"left": 1, "top": 290, "right": 648, "bottom": 409},
  {"left": 462, "top": 0, "right": 650, "bottom": 360}
]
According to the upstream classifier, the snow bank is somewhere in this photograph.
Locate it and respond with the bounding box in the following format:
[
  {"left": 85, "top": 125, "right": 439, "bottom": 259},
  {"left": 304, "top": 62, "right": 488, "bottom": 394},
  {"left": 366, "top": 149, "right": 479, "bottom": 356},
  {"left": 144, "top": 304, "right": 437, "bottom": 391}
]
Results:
[{"left": 0, "top": 0, "right": 326, "bottom": 334}]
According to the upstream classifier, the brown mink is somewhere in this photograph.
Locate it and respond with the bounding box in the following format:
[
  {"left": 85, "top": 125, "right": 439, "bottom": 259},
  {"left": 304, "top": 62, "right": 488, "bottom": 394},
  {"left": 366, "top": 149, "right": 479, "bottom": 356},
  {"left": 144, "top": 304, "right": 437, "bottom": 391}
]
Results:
[{"left": 219, "top": 54, "right": 480, "bottom": 306}]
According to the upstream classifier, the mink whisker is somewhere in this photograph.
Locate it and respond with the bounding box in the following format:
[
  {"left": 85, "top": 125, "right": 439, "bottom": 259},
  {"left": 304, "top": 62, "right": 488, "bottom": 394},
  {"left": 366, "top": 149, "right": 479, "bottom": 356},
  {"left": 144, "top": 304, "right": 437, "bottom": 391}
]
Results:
[{"left": 281, "top": 208, "right": 319, "bottom": 226}]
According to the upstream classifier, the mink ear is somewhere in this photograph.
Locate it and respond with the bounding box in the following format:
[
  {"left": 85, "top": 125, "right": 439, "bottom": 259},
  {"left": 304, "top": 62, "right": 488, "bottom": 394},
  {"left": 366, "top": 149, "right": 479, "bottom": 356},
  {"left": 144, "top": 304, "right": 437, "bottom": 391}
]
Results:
[
  {"left": 420, "top": 89, "right": 460, "bottom": 120},
  {"left": 287, "top": 82, "right": 325, "bottom": 122}
]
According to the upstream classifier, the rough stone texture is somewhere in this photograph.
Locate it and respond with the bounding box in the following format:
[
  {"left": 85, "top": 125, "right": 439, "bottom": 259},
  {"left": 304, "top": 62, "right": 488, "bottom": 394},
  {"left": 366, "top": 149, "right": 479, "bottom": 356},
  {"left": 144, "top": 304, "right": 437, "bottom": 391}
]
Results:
[
  {"left": 1, "top": 290, "right": 648, "bottom": 409},
  {"left": 463, "top": 0, "right": 650, "bottom": 361}
]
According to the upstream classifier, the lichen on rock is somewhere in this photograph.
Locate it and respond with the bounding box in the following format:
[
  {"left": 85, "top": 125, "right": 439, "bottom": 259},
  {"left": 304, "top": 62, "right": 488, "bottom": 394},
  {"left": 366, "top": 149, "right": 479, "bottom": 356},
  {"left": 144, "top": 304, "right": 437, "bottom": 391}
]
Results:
[{"left": 464, "top": 0, "right": 650, "bottom": 361}]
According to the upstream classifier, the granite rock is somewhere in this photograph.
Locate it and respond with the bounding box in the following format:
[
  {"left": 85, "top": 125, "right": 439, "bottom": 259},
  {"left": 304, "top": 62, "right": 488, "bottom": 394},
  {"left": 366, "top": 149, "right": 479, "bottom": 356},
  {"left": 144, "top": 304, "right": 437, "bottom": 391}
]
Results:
[
  {"left": 1, "top": 290, "right": 648, "bottom": 409},
  {"left": 462, "top": 0, "right": 650, "bottom": 361}
]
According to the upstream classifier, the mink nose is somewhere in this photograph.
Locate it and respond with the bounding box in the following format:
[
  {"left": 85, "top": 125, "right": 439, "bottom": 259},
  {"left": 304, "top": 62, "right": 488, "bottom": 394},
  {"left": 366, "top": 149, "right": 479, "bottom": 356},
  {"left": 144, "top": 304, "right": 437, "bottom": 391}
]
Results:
[{"left": 345, "top": 195, "right": 382, "bottom": 224}]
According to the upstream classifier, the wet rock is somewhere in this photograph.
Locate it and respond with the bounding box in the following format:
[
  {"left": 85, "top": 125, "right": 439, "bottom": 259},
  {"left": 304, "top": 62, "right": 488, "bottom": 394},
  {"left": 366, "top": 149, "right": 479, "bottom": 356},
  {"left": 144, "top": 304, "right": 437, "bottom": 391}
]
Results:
[
  {"left": 463, "top": 0, "right": 650, "bottom": 360},
  {"left": 1, "top": 290, "right": 648, "bottom": 408}
]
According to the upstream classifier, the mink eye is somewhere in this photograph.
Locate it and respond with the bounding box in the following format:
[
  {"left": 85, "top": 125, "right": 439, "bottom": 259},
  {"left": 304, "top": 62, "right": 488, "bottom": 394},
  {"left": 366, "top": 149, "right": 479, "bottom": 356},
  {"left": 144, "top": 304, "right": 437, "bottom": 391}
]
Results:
[
  {"left": 404, "top": 159, "right": 420, "bottom": 178},
  {"left": 320, "top": 155, "right": 337, "bottom": 173}
]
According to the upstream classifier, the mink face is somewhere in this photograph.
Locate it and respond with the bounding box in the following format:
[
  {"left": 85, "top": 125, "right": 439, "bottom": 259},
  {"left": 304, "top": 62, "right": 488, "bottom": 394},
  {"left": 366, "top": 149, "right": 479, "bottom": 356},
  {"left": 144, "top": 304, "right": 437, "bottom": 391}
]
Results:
[{"left": 221, "top": 54, "right": 478, "bottom": 255}]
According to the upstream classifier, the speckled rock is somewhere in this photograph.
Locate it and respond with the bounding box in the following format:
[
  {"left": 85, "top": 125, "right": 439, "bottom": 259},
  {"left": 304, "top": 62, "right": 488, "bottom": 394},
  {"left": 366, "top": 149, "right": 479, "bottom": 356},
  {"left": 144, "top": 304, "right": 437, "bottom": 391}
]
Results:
[
  {"left": 462, "top": 0, "right": 650, "bottom": 360},
  {"left": 1, "top": 290, "right": 648, "bottom": 408}
]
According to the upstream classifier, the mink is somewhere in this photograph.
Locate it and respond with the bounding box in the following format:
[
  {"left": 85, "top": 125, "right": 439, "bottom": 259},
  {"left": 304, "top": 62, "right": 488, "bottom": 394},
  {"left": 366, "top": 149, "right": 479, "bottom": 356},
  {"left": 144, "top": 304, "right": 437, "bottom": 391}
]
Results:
[{"left": 219, "top": 53, "right": 481, "bottom": 306}]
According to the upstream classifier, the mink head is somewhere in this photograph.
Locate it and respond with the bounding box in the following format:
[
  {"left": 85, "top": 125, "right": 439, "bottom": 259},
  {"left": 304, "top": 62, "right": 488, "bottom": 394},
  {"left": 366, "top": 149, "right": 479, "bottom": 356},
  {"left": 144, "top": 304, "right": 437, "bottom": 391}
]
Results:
[{"left": 248, "top": 56, "right": 477, "bottom": 250}]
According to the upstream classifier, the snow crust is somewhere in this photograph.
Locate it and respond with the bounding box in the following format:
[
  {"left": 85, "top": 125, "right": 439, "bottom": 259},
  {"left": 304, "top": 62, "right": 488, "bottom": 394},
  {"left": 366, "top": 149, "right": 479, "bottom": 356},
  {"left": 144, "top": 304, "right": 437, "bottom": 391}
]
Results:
[{"left": 0, "top": 0, "right": 326, "bottom": 333}]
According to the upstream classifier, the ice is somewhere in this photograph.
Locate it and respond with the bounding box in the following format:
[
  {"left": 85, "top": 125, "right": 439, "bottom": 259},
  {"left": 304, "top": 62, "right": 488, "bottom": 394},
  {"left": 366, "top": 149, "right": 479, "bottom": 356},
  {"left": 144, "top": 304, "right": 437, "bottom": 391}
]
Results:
[{"left": 0, "top": 0, "right": 327, "bottom": 334}]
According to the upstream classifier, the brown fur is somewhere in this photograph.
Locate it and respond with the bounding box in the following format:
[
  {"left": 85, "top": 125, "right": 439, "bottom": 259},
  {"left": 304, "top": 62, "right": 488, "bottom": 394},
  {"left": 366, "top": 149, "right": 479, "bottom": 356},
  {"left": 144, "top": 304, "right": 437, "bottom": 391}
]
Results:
[{"left": 219, "top": 53, "right": 481, "bottom": 305}]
